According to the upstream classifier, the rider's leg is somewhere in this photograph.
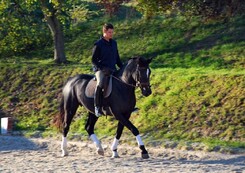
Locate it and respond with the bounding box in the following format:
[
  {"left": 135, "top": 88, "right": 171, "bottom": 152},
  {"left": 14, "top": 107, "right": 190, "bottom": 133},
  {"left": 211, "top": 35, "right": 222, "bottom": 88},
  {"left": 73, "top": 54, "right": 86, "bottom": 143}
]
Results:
[{"left": 94, "top": 70, "right": 105, "bottom": 117}]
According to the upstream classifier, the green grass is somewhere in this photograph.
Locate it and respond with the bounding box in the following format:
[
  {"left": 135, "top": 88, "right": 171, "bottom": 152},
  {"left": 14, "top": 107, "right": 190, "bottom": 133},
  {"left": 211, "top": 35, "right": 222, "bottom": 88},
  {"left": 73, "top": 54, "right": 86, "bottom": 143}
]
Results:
[
  {"left": 135, "top": 68, "right": 244, "bottom": 141},
  {"left": 1, "top": 65, "right": 244, "bottom": 148},
  {"left": 18, "top": 12, "right": 244, "bottom": 69},
  {"left": 0, "top": 5, "right": 244, "bottom": 151}
]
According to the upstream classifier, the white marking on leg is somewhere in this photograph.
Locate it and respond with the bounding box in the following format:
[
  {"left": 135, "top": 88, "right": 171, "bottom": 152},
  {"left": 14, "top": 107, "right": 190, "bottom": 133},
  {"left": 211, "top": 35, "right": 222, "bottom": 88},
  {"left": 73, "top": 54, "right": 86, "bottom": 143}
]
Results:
[
  {"left": 90, "top": 134, "right": 104, "bottom": 156},
  {"left": 90, "top": 134, "right": 100, "bottom": 146},
  {"left": 111, "top": 138, "right": 119, "bottom": 158},
  {"left": 61, "top": 136, "right": 68, "bottom": 157},
  {"left": 136, "top": 135, "right": 144, "bottom": 146},
  {"left": 111, "top": 138, "right": 119, "bottom": 151}
]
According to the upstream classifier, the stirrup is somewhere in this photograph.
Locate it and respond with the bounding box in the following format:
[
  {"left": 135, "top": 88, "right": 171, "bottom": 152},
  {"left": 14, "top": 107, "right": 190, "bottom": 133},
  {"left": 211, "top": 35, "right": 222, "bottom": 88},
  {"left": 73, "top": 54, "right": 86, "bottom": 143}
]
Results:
[{"left": 95, "top": 107, "right": 102, "bottom": 117}]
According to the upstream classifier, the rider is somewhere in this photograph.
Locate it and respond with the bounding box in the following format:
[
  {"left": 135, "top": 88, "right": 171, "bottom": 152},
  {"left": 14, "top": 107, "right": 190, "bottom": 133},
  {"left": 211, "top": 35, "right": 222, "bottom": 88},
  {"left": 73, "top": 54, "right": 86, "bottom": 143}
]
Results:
[{"left": 92, "top": 23, "right": 123, "bottom": 117}]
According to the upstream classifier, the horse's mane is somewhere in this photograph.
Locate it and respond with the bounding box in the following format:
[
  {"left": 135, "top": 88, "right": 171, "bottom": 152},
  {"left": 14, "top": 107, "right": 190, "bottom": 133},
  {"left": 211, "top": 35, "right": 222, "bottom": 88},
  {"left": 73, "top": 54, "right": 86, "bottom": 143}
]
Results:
[{"left": 114, "top": 57, "right": 139, "bottom": 77}]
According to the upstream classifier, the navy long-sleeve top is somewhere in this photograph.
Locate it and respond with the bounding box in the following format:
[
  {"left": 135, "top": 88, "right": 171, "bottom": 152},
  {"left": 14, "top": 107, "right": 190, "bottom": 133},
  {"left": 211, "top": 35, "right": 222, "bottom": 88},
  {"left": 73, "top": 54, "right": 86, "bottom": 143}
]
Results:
[{"left": 92, "top": 37, "right": 123, "bottom": 72}]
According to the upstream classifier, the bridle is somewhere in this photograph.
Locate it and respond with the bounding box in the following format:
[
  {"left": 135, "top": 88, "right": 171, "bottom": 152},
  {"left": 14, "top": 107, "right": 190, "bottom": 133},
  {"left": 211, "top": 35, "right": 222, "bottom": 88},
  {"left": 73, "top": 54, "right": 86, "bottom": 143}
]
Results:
[
  {"left": 112, "top": 64, "right": 151, "bottom": 89},
  {"left": 135, "top": 65, "right": 151, "bottom": 89}
]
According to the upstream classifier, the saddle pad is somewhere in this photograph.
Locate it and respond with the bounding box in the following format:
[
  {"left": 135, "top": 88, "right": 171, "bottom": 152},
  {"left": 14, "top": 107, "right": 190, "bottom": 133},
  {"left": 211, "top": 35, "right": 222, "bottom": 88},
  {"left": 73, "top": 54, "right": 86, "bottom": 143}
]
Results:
[{"left": 85, "top": 77, "right": 112, "bottom": 99}]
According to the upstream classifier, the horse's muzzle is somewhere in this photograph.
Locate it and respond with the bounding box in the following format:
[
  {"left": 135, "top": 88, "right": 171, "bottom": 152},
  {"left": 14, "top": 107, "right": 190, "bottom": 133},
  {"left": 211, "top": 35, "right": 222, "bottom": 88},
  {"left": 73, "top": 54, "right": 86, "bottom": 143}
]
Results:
[{"left": 141, "top": 86, "right": 152, "bottom": 97}]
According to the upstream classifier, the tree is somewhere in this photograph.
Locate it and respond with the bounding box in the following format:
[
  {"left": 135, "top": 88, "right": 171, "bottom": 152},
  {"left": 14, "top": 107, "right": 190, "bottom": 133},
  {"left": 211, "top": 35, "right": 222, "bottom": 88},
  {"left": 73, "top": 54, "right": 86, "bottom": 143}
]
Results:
[
  {"left": 39, "top": 0, "right": 91, "bottom": 63},
  {"left": 187, "top": 0, "right": 245, "bottom": 18},
  {"left": 0, "top": 0, "right": 50, "bottom": 58},
  {"left": 0, "top": 0, "right": 67, "bottom": 63},
  {"left": 95, "top": 0, "right": 131, "bottom": 17},
  {"left": 136, "top": 0, "right": 245, "bottom": 18},
  {"left": 0, "top": 0, "right": 91, "bottom": 63},
  {"left": 39, "top": 0, "right": 66, "bottom": 63},
  {"left": 136, "top": 0, "right": 181, "bottom": 18}
]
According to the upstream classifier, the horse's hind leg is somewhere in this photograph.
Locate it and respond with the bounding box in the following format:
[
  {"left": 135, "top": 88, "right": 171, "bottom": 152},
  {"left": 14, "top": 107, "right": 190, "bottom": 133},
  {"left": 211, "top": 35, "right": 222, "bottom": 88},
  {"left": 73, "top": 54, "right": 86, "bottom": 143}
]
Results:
[
  {"left": 61, "top": 98, "right": 78, "bottom": 157},
  {"left": 111, "top": 121, "right": 124, "bottom": 158},
  {"left": 85, "top": 112, "right": 104, "bottom": 156}
]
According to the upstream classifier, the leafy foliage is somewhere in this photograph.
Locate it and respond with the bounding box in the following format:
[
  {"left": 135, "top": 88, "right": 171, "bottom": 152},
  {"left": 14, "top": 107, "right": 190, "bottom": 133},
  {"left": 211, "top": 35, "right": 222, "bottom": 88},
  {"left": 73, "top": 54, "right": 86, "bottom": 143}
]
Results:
[
  {"left": 95, "top": 0, "right": 131, "bottom": 16},
  {"left": 136, "top": 0, "right": 245, "bottom": 18},
  {"left": 0, "top": 1, "right": 51, "bottom": 58},
  {"left": 0, "top": 0, "right": 93, "bottom": 63}
]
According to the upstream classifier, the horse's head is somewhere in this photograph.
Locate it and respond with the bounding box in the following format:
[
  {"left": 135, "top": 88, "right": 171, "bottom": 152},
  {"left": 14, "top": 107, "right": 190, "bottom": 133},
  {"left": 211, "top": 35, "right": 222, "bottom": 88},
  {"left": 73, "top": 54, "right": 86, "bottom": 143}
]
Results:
[
  {"left": 134, "top": 57, "right": 152, "bottom": 97},
  {"left": 119, "top": 56, "right": 152, "bottom": 96}
]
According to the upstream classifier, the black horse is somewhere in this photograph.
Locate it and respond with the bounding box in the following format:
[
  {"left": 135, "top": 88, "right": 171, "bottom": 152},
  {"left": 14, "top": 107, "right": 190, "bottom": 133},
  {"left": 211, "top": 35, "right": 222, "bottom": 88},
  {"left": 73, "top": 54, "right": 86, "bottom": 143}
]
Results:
[{"left": 57, "top": 56, "right": 152, "bottom": 159}]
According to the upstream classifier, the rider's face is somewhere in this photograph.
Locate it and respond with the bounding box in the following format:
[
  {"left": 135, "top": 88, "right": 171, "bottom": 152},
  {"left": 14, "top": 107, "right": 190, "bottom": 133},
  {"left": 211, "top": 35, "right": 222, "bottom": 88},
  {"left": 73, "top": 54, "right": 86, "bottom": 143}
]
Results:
[{"left": 103, "top": 29, "right": 114, "bottom": 40}]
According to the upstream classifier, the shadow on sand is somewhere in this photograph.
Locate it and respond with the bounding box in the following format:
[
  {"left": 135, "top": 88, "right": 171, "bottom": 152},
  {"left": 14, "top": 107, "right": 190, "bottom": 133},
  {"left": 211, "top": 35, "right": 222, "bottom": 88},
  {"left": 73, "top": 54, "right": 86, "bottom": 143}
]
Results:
[
  {"left": 180, "top": 155, "right": 245, "bottom": 166},
  {"left": 0, "top": 135, "right": 38, "bottom": 151}
]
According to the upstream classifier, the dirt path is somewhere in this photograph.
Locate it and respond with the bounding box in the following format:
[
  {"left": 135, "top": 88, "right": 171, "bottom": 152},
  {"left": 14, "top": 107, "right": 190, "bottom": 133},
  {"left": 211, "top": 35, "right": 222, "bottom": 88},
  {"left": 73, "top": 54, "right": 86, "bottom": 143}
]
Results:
[{"left": 0, "top": 136, "right": 244, "bottom": 173}]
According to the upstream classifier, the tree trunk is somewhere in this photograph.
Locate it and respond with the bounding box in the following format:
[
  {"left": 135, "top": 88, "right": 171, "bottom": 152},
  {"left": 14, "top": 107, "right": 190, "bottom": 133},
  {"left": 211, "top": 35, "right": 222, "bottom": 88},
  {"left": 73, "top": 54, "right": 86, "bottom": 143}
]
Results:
[
  {"left": 40, "top": 0, "right": 67, "bottom": 64},
  {"left": 46, "top": 15, "right": 66, "bottom": 63}
]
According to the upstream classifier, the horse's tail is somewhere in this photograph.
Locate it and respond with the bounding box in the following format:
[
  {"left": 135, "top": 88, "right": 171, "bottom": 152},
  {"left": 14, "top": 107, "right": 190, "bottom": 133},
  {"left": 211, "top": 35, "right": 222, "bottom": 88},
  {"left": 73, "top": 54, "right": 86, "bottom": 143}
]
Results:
[
  {"left": 53, "top": 95, "right": 65, "bottom": 133},
  {"left": 53, "top": 74, "right": 92, "bottom": 132}
]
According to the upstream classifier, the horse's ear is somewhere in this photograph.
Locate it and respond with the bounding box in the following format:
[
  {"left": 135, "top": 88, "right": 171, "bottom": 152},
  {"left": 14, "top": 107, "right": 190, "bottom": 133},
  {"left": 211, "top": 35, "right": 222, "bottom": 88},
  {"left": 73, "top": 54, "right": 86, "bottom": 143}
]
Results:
[
  {"left": 147, "top": 57, "right": 153, "bottom": 64},
  {"left": 133, "top": 56, "right": 141, "bottom": 63},
  {"left": 130, "top": 56, "right": 140, "bottom": 61}
]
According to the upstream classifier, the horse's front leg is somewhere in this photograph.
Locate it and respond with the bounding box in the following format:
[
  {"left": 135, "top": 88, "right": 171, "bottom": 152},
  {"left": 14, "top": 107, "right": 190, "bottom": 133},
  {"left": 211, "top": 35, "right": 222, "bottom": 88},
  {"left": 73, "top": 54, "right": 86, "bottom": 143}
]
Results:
[
  {"left": 85, "top": 112, "right": 104, "bottom": 156},
  {"left": 117, "top": 114, "right": 149, "bottom": 159},
  {"left": 111, "top": 121, "right": 124, "bottom": 158}
]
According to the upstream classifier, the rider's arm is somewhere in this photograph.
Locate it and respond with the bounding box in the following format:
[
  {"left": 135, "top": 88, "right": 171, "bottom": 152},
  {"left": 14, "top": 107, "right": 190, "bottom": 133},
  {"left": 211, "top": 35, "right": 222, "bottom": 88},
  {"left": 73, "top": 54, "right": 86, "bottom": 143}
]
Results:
[
  {"left": 92, "top": 45, "right": 102, "bottom": 70},
  {"left": 115, "top": 43, "right": 123, "bottom": 69}
]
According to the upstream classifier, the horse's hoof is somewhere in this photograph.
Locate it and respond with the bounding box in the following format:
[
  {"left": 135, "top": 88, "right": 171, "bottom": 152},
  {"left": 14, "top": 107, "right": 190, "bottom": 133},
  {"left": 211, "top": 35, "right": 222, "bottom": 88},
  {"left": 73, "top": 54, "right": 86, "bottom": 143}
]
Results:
[
  {"left": 142, "top": 153, "right": 150, "bottom": 159},
  {"left": 97, "top": 148, "right": 104, "bottom": 156},
  {"left": 61, "top": 151, "right": 68, "bottom": 157},
  {"left": 111, "top": 155, "right": 120, "bottom": 158},
  {"left": 111, "top": 152, "right": 120, "bottom": 158}
]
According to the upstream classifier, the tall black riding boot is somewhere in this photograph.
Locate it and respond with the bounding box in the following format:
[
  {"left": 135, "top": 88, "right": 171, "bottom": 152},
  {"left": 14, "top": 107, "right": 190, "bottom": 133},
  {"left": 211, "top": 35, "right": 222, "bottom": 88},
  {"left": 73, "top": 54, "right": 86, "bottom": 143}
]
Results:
[{"left": 94, "top": 86, "right": 103, "bottom": 117}]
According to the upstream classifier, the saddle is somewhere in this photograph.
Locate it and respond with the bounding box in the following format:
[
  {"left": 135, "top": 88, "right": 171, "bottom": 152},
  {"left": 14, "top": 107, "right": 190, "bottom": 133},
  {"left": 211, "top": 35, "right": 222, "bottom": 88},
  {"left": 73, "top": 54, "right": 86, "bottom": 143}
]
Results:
[{"left": 85, "top": 75, "right": 113, "bottom": 99}]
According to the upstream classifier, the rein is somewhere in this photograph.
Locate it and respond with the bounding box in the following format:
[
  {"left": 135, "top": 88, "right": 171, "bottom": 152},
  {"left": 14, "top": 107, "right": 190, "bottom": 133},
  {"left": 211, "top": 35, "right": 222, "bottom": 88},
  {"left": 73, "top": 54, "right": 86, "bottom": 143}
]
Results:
[
  {"left": 112, "top": 75, "right": 137, "bottom": 88},
  {"left": 111, "top": 64, "right": 150, "bottom": 89}
]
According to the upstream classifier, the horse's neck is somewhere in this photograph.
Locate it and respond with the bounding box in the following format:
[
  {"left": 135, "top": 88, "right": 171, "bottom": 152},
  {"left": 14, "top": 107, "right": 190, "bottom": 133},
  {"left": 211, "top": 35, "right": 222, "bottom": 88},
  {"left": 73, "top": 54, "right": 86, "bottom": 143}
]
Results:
[
  {"left": 115, "top": 64, "right": 136, "bottom": 86},
  {"left": 122, "top": 73, "right": 136, "bottom": 86}
]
